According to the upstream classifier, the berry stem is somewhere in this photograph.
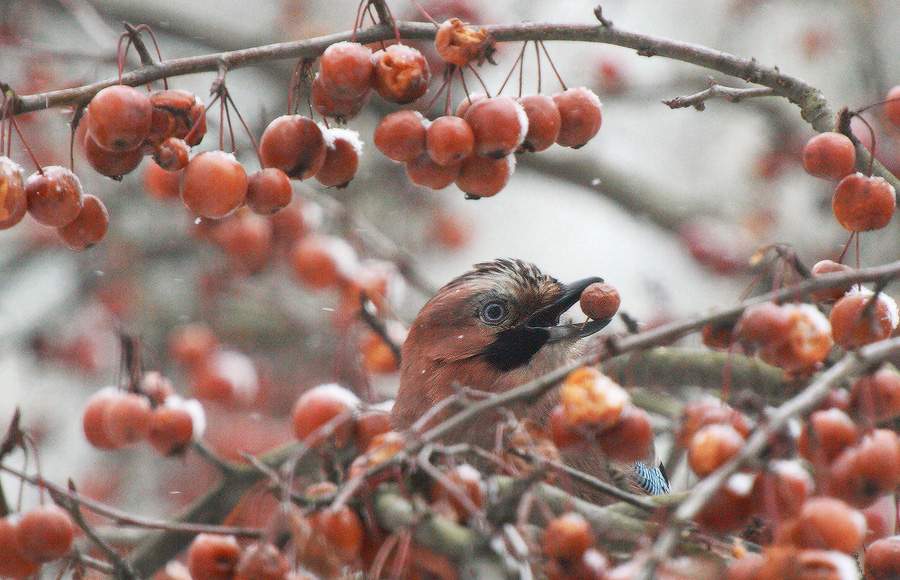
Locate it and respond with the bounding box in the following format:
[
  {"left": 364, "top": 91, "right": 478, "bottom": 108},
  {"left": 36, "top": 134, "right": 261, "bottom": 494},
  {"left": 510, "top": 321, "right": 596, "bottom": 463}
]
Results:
[
  {"left": 224, "top": 92, "right": 263, "bottom": 165},
  {"left": 496, "top": 42, "right": 528, "bottom": 96},
  {"left": 538, "top": 41, "right": 567, "bottom": 91}
]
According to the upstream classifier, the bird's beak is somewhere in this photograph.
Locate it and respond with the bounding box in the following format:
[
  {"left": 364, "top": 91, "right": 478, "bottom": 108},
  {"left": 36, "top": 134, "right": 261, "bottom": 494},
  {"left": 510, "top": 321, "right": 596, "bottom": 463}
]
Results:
[{"left": 525, "top": 277, "right": 613, "bottom": 343}]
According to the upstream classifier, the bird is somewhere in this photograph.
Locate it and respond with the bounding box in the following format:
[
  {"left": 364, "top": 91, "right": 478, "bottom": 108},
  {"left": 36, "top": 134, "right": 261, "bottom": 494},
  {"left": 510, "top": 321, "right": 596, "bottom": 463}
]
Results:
[{"left": 391, "top": 258, "right": 668, "bottom": 499}]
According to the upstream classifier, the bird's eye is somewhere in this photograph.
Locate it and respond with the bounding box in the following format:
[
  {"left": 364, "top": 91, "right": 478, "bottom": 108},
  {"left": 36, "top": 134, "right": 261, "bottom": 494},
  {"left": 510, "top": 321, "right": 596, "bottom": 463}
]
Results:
[{"left": 480, "top": 301, "right": 507, "bottom": 324}]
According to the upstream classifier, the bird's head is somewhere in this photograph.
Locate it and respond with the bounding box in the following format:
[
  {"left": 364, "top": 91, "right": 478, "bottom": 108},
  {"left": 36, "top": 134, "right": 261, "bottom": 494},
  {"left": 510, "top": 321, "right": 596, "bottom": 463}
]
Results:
[{"left": 402, "top": 259, "right": 612, "bottom": 374}]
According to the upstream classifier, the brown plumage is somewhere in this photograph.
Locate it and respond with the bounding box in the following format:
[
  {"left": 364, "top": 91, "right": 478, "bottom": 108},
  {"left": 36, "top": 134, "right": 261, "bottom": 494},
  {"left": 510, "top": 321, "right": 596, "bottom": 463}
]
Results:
[{"left": 392, "top": 259, "right": 668, "bottom": 498}]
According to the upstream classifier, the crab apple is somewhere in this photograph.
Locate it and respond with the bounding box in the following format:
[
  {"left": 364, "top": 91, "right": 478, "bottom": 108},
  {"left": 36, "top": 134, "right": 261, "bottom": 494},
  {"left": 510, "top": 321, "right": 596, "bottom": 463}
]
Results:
[
  {"left": 758, "top": 304, "right": 833, "bottom": 373},
  {"left": 234, "top": 543, "right": 290, "bottom": 580},
  {"left": 802, "top": 132, "right": 856, "bottom": 181},
  {"left": 180, "top": 151, "right": 248, "bottom": 218},
  {"left": 148, "top": 396, "right": 205, "bottom": 456},
  {"left": 559, "top": 366, "right": 629, "bottom": 431},
  {"left": 191, "top": 350, "right": 259, "bottom": 405},
  {"left": 169, "top": 322, "right": 218, "bottom": 369},
  {"left": 318, "top": 41, "right": 374, "bottom": 99},
  {"left": 829, "top": 289, "right": 899, "bottom": 350},
  {"left": 56, "top": 193, "right": 108, "bottom": 250},
  {"left": 426, "top": 116, "right": 474, "bottom": 166},
  {"left": 463, "top": 96, "right": 527, "bottom": 158},
  {"left": 83, "top": 132, "right": 143, "bottom": 178},
  {"left": 549, "top": 404, "right": 583, "bottom": 448},
  {"left": 580, "top": 281, "right": 620, "bottom": 320},
  {"left": 695, "top": 472, "right": 756, "bottom": 532},
  {"left": 315, "top": 128, "right": 362, "bottom": 188},
  {"left": 374, "top": 110, "right": 427, "bottom": 162},
  {"left": 736, "top": 302, "right": 794, "bottom": 346},
  {"left": 750, "top": 460, "right": 813, "bottom": 521},
  {"left": 188, "top": 534, "right": 241, "bottom": 580},
  {"left": 353, "top": 408, "right": 392, "bottom": 452},
  {"left": 143, "top": 159, "right": 182, "bottom": 201},
  {"left": 455, "top": 154, "right": 514, "bottom": 198},
  {"left": 797, "top": 408, "right": 859, "bottom": 464},
  {"left": 0, "top": 518, "right": 40, "bottom": 579},
  {"left": 309, "top": 506, "right": 364, "bottom": 563},
  {"left": 148, "top": 89, "right": 207, "bottom": 147},
  {"left": 153, "top": 137, "right": 190, "bottom": 172},
  {"left": 850, "top": 367, "right": 900, "bottom": 422},
  {"left": 435, "top": 18, "right": 489, "bottom": 66},
  {"left": 865, "top": 536, "right": 900, "bottom": 580},
  {"left": 83, "top": 387, "right": 120, "bottom": 449},
  {"left": 553, "top": 88, "right": 603, "bottom": 148},
  {"left": 103, "top": 391, "right": 152, "bottom": 446},
  {"left": 827, "top": 429, "right": 900, "bottom": 508},
  {"left": 455, "top": 92, "right": 487, "bottom": 118},
  {"left": 675, "top": 398, "right": 751, "bottom": 446},
  {"left": 775, "top": 497, "right": 865, "bottom": 554},
  {"left": 289, "top": 235, "right": 358, "bottom": 289},
  {"left": 14, "top": 504, "right": 76, "bottom": 562},
  {"left": 0, "top": 156, "right": 27, "bottom": 230},
  {"left": 259, "top": 115, "right": 327, "bottom": 179},
  {"left": 245, "top": 168, "right": 292, "bottom": 214},
  {"left": 810, "top": 260, "right": 854, "bottom": 304},
  {"left": 406, "top": 153, "right": 459, "bottom": 189},
  {"left": 832, "top": 173, "right": 896, "bottom": 231},
  {"left": 87, "top": 84, "right": 152, "bottom": 152},
  {"left": 372, "top": 44, "right": 430, "bottom": 104},
  {"left": 517, "top": 94, "right": 562, "bottom": 152},
  {"left": 140, "top": 370, "right": 176, "bottom": 405},
  {"left": 25, "top": 165, "right": 84, "bottom": 227},
  {"left": 595, "top": 405, "right": 654, "bottom": 462},
  {"left": 291, "top": 383, "right": 360, "bottom": 447},
  {"left": 701, "top": 319, "right": 736, "bottom": 349},
  {"left": 546, "top": 549, "right": 609, "bottom": 580},
  {"left": 212, "top": 208, "right": 273, "bottom": 274},
  {"left": 541, "top": 512, "right": 594, "bottom": 562},
  {"left": 361, "top": 332, "right": 400, "bottom": 374},
  {"left": 688, "top": 423, "right": 746, "bottom": 477},
  {"left": 884, "top": 85, "right": 900, "bottom": 129},
  {"left": 310, "top": 74, "right": 368, "bottom": 121},
  {"left": 430, "top": 464, "right": 486, "bottom": 519}
]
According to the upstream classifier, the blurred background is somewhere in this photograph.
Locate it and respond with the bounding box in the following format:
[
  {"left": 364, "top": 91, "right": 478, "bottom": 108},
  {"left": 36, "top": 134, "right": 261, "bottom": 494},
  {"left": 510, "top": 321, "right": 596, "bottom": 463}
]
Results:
[{"left": 0, "top": 0, "right": 899, "bottom": 534}]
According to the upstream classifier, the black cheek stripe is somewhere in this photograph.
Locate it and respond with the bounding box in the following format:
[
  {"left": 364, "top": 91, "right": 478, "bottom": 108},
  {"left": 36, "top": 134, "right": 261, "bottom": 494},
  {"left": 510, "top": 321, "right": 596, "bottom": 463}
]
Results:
[{"left": 481, "top": 327, "right": 550, "bottom": 372}]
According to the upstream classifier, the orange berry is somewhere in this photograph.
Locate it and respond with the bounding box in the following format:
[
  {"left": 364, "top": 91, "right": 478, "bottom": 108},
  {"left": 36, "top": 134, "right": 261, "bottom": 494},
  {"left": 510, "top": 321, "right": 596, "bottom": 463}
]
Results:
[
  {"left": 541, "top": 512, "right": 594, "bottom": 562},
  {"left": 455, "top": 93, "right": 487, "bottom": 118},
  {"left": 318, "top": 42, "right": 374, "bottom": 99},
  {"left": 289, "top": 235, "right": 358, "bottom": 289},
  {"left": 865, "top": 536, "right": 900, "bottom": 580},
  {"left": 353, "top": 408, "right": 392, "bottom": 452},
  {"left": 14, "top": 504, "right": 76, "bottom": 562},
  {"left": 750, "top": 460, "right": 812, "bottom": 521},
  {"left": 700, "top": 319, "right": 736, "bottom": 349},
  {"left": 148, "top": 89, "right": 207, "bottom": 147},
  {"left": 455, "top": 154, "right": 514, "bottom": 198},
  {"left": 802, "top": 132, "right": 856, "bottom": 180},
  {"left": 849, "top": 367, "right": 900, "bottom": 422},
  {"left": 153, "top": 137, "right": 190, "bottom": 172},
  {"left": 315, "top": 128, "right": 361, "bottom": 188},
  {"left": 736, "top": 302, "right": 794, "bottom": 346},
  {"left": 212, "top": 208, "right": 273, "bottom": 274},
  {"left": 309, "top": 506, "right": 364, "bottom": 563},
  {"left": 579, "top": 281, "right": 620, "bottom": 321},
  {"left": 559, "top": 366, "right": 629, "bottom": 431},
  {"left": 372, "top": 44, "right": 430, "bottom": 104},
  {"left": 675, "top": 398, "right": 750, "bottom": 447},
  {"left": 553, "top": 88, "right": 602, "bottom": 148},
  {"left": 245, "top": 168, "right": 292, "bottom": 215},
  {"left": 688, "top": 423, "right": 745, "bottom": 477},
  {"left": 434, "top": 18, "right": 489, "bottom": 66},
  {"left": 180, "top": 151, "right": 248, "bottom": 218},
  {"left": 463, "top": 96, "right": 527, "bottom": 158},
  {"left": 83, "top": 131, "right": 144, "bottom": 177},
  {"left": 191, "top": 349, "right": 259, "bottom": 405},
  {"left": 517, "top": 94, "right": 562, "bottom": 153},
  {"left": 776, "top": 497, "right": 865, "bottom": 554},
  {"left": 25, "top": 165, "right": 84, "bottom": 227},
  {"left": 259, "top": 115, "right": 327, "bottom": 179},
  {"left": 310, "top": 74, "right": 369, "bottom": 121},
  {"left": 169, "top": 322, "right": 218, "bottom": 369},
  {"left": 142, "top": 159, "right": 182, "bottom": 201},
  {"left": 426, "top": 116, "right": 474, "bottom": 167},
  {"left": 0, "top": 518, "right": 40, "bottom": 579},
  {"left": 87, "top": 85, "right": 152, "bottom": 152},
  {"left": 82, "top": 387, "right": 120, "bottom": 449},
  {"left": 430, "top": 464, "right": 486, "bottom": 518},
  {"left": 374, "top": 110, "right": 427, "bottom": 162},
  {"left": 102, "top": 391, "right": 152, "bottom": 446},
  {"left": 0, "top": 156, "right": 27, "bottom": 230},
  {"left": 406, "top": 153, "right": 459, "bottom": 189},
  {"left": 829, "top": 289, "right": 898, "bottom": 350},
  {"left": 361, "top": 331, "right": 401, "bottom": 374},
  {"left": 832, "top": 173, "right": 896, "bottom": 232},
  {"left": 57, "top": 193, "right": 109, "bottom": 250},
  {"left": 595, "top": 405, "right": 654, "bottom": 463},
  {"left": 798, "top": 408, "right": 858, "bottom": 464},
  {"left": 188, "top": 534, "right": 241, "bottom": 580},
  {"left": 758, "top": 304, "right": 833, "bottom": 373},
  {"left": 148, "top": 396, "right": 205, "bottom": 456},
  {"left": 291, "top": 383, "right": 360, "bottom": 447},
  {"left": 810, "top": 259, "right": 854, "bottom": 305},
  {"left": 694, "top": 472, "right": 756, "bottom": 532}
]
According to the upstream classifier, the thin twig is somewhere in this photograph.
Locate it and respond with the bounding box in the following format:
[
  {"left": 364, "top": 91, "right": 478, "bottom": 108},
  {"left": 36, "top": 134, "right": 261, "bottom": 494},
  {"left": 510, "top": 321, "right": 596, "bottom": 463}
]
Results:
[{"left": 663, "top": 83, "right": 775, "bottom": 111}]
